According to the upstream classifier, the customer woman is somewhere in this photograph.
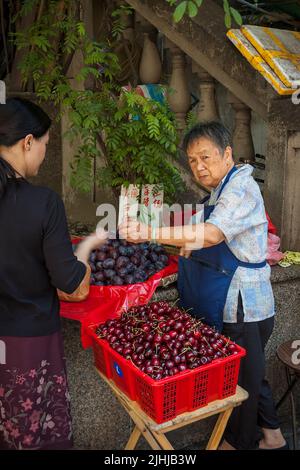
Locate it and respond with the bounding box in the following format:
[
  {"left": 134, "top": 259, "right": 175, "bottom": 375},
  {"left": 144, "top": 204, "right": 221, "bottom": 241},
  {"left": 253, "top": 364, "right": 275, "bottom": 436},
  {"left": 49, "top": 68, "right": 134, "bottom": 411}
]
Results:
[
  {"left": 0, "top": 97, "right": 106, "bottom": 450},
  {"left": 120, "top": 121, "right": 287, "bottom": 450}
]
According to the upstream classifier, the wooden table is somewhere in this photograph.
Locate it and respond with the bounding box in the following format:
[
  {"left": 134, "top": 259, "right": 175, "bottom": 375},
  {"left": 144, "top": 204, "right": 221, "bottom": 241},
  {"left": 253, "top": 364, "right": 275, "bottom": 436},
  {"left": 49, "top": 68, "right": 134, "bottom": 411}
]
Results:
[{"left": 96, "top": 369, "right": 248, "bottom": 450}]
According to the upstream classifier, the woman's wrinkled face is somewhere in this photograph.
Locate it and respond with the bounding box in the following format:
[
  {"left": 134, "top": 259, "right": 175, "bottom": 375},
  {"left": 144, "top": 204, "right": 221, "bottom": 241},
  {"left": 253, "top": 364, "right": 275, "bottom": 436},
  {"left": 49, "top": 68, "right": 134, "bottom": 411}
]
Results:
[
  {"left": 24, "top": 131, "right": 49, "bottom": 177},
  {"left": 187, "top": 137, "right": 233, "bottom": 189}
]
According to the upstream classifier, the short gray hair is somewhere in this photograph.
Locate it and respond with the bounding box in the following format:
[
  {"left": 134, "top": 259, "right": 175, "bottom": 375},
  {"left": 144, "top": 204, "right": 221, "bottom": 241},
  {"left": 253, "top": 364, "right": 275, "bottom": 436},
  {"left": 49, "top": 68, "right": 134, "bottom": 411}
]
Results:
[{"left": 183, "top": 121, "right": 232, "bottom": 155}]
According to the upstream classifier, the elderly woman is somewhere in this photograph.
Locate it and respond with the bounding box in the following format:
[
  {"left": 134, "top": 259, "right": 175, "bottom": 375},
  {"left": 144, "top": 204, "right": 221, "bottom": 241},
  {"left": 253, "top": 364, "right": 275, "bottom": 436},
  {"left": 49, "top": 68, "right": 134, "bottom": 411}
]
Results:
[{"left": 120, "top": 121, "right": 287, "bottom": 450}]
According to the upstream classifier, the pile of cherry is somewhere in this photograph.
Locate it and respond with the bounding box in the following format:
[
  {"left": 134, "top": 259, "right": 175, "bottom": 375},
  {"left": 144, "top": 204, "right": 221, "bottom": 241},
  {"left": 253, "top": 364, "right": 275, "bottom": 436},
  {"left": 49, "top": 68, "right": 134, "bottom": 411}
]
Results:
[
  {"left": 96, "top": 301, "right": 239, "bottom": 380},
  {"left": 89, "top": 240, "right": 169, "bottom": 286}
]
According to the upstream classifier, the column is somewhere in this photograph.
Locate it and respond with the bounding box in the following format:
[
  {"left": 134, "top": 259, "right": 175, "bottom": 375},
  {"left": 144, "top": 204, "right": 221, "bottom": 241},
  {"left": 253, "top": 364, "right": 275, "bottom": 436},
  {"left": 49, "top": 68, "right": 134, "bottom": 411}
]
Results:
[
  {"left": 228, "top": 93, "right": 255, "bottom": 163},
  {"left": 192, "top": 63, "right": 219, "bottom": 122},
  {"left": 167, "top": 42, "right": 190, "bottom": 131},
  {"left": 0, "top": 81, "right": 6, "bottom": 104}
]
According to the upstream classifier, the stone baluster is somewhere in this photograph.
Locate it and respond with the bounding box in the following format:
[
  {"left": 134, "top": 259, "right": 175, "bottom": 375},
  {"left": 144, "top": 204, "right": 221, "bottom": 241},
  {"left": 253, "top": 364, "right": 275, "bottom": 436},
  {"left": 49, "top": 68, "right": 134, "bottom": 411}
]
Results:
[
  {"left": 228, "top": 93, "right": 255, "bottom": 163},
  {"left": 192, "top": 63, "right": 219, "bottom": 122},
  {"left": 0, "top": 81, "right": 6, "bottom": 104},
  {"left": 167, "top": 42, "right": 190, "bottom": 131},
  {"left": 139, "top": 33, "right": 162, "bottom": 84}
]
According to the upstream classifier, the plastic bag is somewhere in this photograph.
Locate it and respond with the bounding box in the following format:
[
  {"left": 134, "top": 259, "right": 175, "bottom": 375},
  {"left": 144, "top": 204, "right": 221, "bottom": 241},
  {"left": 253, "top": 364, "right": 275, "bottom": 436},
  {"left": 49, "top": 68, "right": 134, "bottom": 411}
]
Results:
[
  {"left": 60, "top": 238, "right": 179, "bottom": 346},
  {"left": 266, "top": 211, "right": 277, "bottom": 235},
  {"left": 266, "top": 232, "right": 284, "bottom": 265}
]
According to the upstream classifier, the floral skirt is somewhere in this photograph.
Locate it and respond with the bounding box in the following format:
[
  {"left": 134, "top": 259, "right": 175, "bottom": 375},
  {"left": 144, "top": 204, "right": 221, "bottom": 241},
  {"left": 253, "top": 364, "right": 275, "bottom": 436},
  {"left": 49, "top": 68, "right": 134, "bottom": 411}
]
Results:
[{"left": 0, "top": 330, "right": 73, "bottom": 450}]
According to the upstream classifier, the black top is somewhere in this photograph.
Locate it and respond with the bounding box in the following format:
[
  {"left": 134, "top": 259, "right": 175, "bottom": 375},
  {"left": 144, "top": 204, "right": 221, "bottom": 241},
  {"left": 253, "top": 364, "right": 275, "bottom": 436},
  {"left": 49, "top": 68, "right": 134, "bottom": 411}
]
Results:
[{"left": 0, "top": 179, "right": 86, "bottom": 337}]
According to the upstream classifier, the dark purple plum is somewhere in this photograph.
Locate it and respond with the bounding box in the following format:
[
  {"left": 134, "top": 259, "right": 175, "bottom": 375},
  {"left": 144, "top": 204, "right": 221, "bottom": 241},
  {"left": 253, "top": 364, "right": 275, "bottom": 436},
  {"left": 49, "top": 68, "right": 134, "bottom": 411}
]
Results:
[
  {"left": 117, "top": 267, "right": 128, "bottom": 278},
  {"left": 124, "top": 274, "right": 135, "bottom": 284},
  {"left": 158, "top": 254, "right": 169, "bottom": 265},
  {"left": 126, "top": 246, "right": 135, "bottom": 257},
  {"left": 104, "top": 269, "right": 116, "bottom": 279},
  {"left": 131, "top": 255, "right": 141, "bottom": 266},
  {"left": 103, "top": 258, "right": 115, "bottom": 269},
  {"left": 113, "top": 275, "right": 124, "bottom": 285},
  {"left": 126, "top": 262, "right": 135, "bottom": 274},
  {"left": 118, "top": 246, "right": 128, "bottom": 256},
  {"left": 94, "top": 271, "right": 105, "bottom": 282},
  {"left": 89, "top": 262, "right": 96, "bottom": 273},
  {"left": 149, "top": 252, "right": 158, "bottom": 263},
  {"left": 116, "top": 256, "right": 130, "bottom": 269},
  {"left": 96, "top": 251, "right": 107, "bottom": 261}
]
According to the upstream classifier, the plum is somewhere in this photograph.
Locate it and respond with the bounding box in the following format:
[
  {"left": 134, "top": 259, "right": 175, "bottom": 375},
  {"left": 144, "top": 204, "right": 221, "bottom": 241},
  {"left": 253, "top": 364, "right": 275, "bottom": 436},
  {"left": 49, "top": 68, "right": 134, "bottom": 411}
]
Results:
[
  {"left": 116, "top": 256, "right": 130, "bottom": 269},
  {"left": 94, "top": 272, "right": 105, "bottom": 282},
  {"left": 89, "top": 262, "right": 96, "bottom": 273},
  {"left": 96, "top": 261, "right": 103, "bottom": 270},
  {"left": 103, "top": 258, "right": 115, "bottom": 269},
  {"left": 155, "top": 261, "right": 165, "bottom": 271},
  {"left": 134, "top": 269, "right": 148, "bottom": 283},
  {"left": 158, "top": 254, "right": 169, "bottom": 265},
  {"left": 126, "top": 246, "right": 135, "bottom": 257},
  {"left": 143, "top": 260, "right": 152, "bottom": 269},
  {"left": 140, "top": 242, "right": 150, "bottom": 250},
  {"left": 140, "top": 255, "right": 147, "bottom": 265},
  {"left": 113, "top": 275, "right": 124, "bottom": 285},
  {"left": 96, "top": 251, "right": 107, "bottom": 261},
  {"left": 108, "top": 248, "right": 119, "bottom": 260},
  {"left": 153, "top": 244, "right": 164, "bottom": 254},
  {"left": 118, "top": 246, "right": 128, "bottom": 256},
  {"left": 104, "top": 269, "right": 116, "bottom": 279},
  {"left": 126, "top": 262, "right": 135, "bottom": 274},
  {"left": 131, "top": 255, "right": 141, "bottom": 266},
  {"left": 99, "top": 245, "right": 109, "bottom": 253},
  {"left": 124, "top": 274, "right": 135, "bottom": 284},
  {"left": 117, "top": 267, "right": 128, "bottom": 278},
  {"left": 149, "top": 252, "right": 158, "bottom": 263}
]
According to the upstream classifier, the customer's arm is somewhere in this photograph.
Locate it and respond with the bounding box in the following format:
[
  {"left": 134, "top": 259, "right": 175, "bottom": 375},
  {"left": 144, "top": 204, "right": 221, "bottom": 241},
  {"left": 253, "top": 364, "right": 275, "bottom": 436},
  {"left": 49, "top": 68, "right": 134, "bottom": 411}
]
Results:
[{"left": 42, "top": 191, "right": 107, "bottom": 294}]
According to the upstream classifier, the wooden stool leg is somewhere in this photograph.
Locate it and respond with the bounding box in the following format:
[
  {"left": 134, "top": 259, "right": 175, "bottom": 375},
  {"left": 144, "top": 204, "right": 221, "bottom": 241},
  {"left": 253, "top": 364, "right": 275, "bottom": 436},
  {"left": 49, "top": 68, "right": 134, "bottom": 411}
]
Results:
[
  {"left": 126, "top": 411, "right": 162, "bottom": 450},
  {"left": 286, "top": 367, "right": 298, "bottom": 450},
  {"left": 125, "top": 425, "right": 142, "bottom": 450},
  {"left": 151, "top": 430, "right": 174, "bottom": 450},
  {"left": 206, "top": 408, "right": 233, "bottom": 450}
]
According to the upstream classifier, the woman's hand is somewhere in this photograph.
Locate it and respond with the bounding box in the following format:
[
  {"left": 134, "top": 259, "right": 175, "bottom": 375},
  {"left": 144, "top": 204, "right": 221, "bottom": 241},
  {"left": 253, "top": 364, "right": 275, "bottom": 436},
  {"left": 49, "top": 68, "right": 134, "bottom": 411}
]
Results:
[
  {"left": 75, "top": 229, "right": 108, "bottom": 265},
  {"left": 84, "top": 228, "right": 108, "bottom": 251},
  {"left": 119, "top": 218, "right": 150, "bottom": 243}
]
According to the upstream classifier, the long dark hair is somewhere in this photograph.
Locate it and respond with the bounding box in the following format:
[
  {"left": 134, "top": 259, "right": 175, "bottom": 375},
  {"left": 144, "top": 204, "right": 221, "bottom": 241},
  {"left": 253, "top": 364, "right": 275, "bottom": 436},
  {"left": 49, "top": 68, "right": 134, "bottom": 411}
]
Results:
[{"left": 0, "top": 97, "right": 51, "bottom": 198}]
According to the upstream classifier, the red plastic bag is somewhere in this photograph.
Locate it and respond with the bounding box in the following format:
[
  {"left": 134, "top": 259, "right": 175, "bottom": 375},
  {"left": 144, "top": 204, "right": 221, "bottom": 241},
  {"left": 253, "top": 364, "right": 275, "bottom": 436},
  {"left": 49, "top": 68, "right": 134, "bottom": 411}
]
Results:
[
  {"left": 266, "top": 232, "right": 284, "bottom": 266},
  {"left": 266, "top": 211, "right": 277, "bottom": 235},
  {"left": 60, "top": 237, "right": 178, "bottom": 345}
]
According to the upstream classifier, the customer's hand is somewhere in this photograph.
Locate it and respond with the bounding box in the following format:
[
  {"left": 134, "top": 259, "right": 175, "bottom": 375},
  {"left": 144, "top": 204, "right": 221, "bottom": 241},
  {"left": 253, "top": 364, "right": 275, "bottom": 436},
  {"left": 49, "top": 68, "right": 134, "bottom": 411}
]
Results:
[{"left": 80, "top": 229, "right": 108, "bottom": 252}]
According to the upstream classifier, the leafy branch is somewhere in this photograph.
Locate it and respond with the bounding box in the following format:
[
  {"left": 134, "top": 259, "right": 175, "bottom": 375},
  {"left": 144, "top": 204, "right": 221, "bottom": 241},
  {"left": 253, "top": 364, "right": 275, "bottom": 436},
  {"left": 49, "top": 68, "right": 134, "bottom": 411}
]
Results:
[
  {"left": 167, "top": 0, "right": 243, "bottom": 28},
  {"left": 11, "top": 0, "right": 184, "bottom": 201}
]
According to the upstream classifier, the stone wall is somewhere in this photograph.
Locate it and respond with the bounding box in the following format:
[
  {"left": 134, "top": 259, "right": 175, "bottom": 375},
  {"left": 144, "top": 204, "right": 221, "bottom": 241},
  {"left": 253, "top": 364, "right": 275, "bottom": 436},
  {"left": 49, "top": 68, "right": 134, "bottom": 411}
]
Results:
[{"left": 61, "top": 265, "right": 300, "bottom": 450}]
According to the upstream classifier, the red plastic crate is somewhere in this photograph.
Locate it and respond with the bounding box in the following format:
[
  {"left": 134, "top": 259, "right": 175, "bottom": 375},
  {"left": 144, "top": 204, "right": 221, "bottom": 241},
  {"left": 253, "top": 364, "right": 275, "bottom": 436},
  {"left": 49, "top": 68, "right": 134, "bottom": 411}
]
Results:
[{"left": 84, "top": 322, "right": 246, "bottom": 424}]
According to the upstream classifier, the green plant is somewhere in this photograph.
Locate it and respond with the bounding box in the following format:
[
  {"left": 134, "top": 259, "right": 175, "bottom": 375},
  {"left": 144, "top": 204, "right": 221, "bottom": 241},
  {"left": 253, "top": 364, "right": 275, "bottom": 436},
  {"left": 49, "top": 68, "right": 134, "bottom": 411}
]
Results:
[
  {"left": 167, "top": 0, "right": 243, "bottom": 27},
  {"left": 11, "top": 0, "right": 184, "bottom": 201}
]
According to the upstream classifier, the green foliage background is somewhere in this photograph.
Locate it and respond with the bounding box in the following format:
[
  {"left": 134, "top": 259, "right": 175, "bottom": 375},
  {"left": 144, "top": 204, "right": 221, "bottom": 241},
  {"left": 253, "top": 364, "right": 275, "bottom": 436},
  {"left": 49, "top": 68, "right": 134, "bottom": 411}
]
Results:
[{"left": 12, "top": 0, "right": 184, "bottom": 201}]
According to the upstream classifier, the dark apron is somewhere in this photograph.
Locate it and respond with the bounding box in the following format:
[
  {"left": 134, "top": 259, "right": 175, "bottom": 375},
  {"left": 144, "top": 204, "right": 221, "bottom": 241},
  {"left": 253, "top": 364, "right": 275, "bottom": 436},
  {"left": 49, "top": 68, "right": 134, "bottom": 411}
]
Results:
[{"left": 178, "top": 166, "right": 266, "bottom": 332}]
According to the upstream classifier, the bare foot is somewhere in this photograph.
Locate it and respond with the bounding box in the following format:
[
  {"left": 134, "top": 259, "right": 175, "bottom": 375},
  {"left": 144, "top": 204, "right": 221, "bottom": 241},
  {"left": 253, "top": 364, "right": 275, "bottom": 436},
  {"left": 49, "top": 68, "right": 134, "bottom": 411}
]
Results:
[
  {"left": 259, "top": 428, "right": 286, "bottom": 449},
  {"left": 218, "top": 439, "right": 236, "bottom": 450}
]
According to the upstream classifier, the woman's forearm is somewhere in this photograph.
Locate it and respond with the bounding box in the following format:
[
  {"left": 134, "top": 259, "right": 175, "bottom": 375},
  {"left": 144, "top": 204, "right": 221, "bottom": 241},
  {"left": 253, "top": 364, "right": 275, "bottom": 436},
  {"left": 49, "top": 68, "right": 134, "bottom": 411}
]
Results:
[{"left": 154, "top": 223, "right": 224, "bottom": 249}]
